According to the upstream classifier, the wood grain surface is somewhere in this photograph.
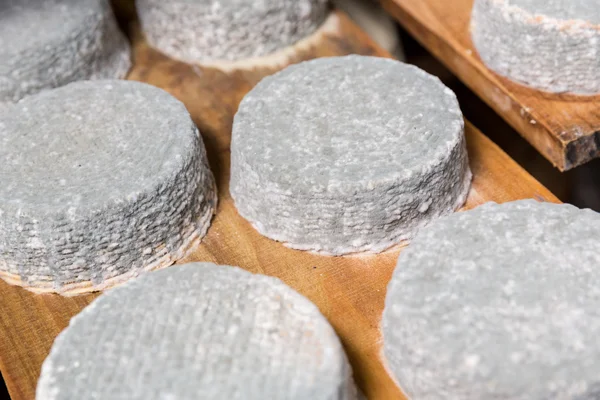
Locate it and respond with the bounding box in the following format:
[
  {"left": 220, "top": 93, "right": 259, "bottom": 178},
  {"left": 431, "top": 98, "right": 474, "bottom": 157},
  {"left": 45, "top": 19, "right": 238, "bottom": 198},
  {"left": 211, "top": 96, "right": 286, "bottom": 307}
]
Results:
[
  {"left": 0, "top": 8, "right": 559, "bottom": 400},
  {"left": 380, "top": 0, "right": 600, "bottom": 171}
]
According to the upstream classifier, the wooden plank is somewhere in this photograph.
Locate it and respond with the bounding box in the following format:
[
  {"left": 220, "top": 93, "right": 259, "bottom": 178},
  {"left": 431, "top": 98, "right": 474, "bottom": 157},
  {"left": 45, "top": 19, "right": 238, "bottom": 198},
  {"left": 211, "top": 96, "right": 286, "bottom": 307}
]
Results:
[
  {"left": 0, "top": 10, "right": 559, "bottom": 400},
  {"left": 380, "top": 0, "right": 600, "bottom": 171}
]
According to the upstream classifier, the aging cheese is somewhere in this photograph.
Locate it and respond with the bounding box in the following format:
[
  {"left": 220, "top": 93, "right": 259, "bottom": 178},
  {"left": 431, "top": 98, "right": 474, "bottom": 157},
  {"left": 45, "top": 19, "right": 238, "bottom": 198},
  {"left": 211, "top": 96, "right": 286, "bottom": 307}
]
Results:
[
  {"left": 383, "top": 200, "right": 600, "bottom": 399},
  {"left": 0, "top": 0, "right": 131, "bottom": 103},
  {"left": 137, "top": 0, "right": 330, "bottom": 65},
  {"left": 471, "top": 0, "right": 600, "bottom": 94},
  {"left": 37, "top": 263, "right": 357, "bottom": 400},
  {"left": 231, "top": 55, "right": 471, "bottom": 255},
  {"left": 0, "top": 80, "right": 216, "bottom": 295}
]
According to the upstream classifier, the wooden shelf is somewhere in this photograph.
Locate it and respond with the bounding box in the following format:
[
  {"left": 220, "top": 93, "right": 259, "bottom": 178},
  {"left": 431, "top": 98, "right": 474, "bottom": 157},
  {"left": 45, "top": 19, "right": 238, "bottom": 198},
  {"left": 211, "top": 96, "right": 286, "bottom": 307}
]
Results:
[
  {"left": 0, "top": 10, "right": 559, "bottom": 400},
  {"left": 381, "top": 0, "right": 600, "bottom": 171}
]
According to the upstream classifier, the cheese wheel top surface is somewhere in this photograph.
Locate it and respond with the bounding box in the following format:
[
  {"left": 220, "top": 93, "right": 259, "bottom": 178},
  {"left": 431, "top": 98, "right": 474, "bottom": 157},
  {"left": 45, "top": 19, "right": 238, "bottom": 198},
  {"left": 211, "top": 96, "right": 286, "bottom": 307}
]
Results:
[
  {"left": 37, "top": 263, "right": 355, "bottom": 400},
  {"left": 233, "top": 55, "right": 463, "bottom": 193},
  {"left": 509, "top": 0, "right": 600, "bottom": 24},
  {"left": 383, "top": 200, "right": 600, "bottom": 399},
  {"left": 0, "top": 80, "right": 196, "bottom": 212},
  {"left": 0, "top": 0, "right": 104, "bottom": 57}
]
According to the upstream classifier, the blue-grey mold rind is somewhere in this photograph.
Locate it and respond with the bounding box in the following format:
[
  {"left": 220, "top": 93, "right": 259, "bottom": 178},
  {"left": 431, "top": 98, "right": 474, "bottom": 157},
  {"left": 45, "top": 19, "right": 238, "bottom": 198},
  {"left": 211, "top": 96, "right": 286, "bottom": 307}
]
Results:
[
  {"left": 230, "top": 55, "right": 471, "bottom": 255},
  {"left": 0, "top": 0, "right": 131, "bottom": 103},
  {"left": 0, "top": 80, "right": 216, "bottom": 295},
  {"left": 383, "top": 199, "right": 600, "bottom": 399},
  {"left": 36, "top": 263, "right": 357, "bottom": 400},
  {"left": 471, "top": 0, "right": 600, "bottom": 94},
  {"left": 136, "top": 0, "right": 330, "bottom": 64}
]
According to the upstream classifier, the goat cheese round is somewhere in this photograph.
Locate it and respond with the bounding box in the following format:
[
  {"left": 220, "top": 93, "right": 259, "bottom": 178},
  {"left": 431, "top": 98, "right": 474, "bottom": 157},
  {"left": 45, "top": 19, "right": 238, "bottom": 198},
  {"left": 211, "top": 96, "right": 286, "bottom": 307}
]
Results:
[
  {"left": 0, "top": 0, "right": 131, "bottom": 103},
  {"left": 136, "top": 0, "right": 330, "bottom": 64},
  {"left": 37, "top": 263, "right": 358, "bottom": 400},
  {"left": 0, "top": 80, "right": 216, "bottom": 295},
  {"left": 230, "top": 55, "right": 471, "bottom": 255},
  {"left": 471, "top": 0, "right": 600, "bottom": 94},
  {"left": 383, "top": 200, "right": 600, "bottom": 399}
]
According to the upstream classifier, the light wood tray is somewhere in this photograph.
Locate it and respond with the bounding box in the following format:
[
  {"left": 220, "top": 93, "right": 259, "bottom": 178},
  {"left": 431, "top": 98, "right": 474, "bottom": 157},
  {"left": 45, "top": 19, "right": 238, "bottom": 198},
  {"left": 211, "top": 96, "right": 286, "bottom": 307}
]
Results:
[
  {"left": 0, "top": 9, "right": 559, "bottom": 400},
  {"left": 381, "top": 0, "right": 600, "bottom": 171}
]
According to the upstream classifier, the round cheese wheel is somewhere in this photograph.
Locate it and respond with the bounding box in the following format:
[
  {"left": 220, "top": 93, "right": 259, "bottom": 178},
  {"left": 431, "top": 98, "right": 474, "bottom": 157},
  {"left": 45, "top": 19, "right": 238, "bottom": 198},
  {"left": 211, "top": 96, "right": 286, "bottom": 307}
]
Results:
[
  {"left": 0, "top": 0, "right": 131, "bottom": 103},
  {"left": 383, "top": 200, "right": 600, "bottom": 399},
  {"left": 0, "top": 80, "right": 216, "bottom": 295},
  {"left": 471, "top": 0, "right": 600, "bottom": 94},
  {"left": 136, "top": 0, "right": 330, "bottom": 64},
  {"left": 230, "top": 55, "right": 471, "bottom": 255},
  {"left": 37, "top": 263, "right": 358, "bottom": 400}
]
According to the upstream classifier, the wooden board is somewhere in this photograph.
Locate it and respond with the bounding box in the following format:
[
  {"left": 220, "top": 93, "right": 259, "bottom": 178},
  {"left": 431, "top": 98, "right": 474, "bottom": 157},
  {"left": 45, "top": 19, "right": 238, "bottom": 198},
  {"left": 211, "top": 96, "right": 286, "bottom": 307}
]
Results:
[
  {"left": 0, "top": 9, "right": 559, "bottom": 400},
  {"left": 380, "top": 0, "right": 600, "bottom": 171}
]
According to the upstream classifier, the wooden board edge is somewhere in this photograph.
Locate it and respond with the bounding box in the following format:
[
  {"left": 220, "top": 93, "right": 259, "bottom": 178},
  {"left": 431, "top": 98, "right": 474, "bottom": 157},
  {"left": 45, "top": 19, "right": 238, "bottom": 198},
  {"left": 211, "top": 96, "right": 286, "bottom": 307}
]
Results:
[{"left": 563, "top": 129, "right": 600, "bottom": 170}]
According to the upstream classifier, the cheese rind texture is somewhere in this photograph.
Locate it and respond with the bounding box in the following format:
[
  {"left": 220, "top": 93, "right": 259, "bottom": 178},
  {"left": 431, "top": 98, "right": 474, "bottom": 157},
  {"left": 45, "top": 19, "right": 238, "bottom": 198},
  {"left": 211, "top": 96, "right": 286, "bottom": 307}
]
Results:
[
  {"left": 230, "top": 55, "right": 471, "bottom": 255},
  {"left": 36, "top": 263, "right": 357, "bottom": 400},
  {"left": 0, "top": 0, "right": 131, "bottom": 103},
  {"left": 471, "top": 0, "right": 600, "bottom": 94},
  {"left": 136, "top": 0, "right": 330, "bottom": 64},
  {"left": 383, "top": 200, "right": 600, "bottom": 399},
  {"left": 0, "top": 80, "right": 216, "bottom": 295}
]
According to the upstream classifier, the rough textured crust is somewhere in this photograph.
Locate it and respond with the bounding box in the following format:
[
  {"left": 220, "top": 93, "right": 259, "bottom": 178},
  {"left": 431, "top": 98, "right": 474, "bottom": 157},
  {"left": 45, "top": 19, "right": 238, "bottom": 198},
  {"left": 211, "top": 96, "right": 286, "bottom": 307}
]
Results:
[
  {"left": 0, "top": 81, "right": 216, "bottom": 295},
  {"left": 136, "top": 0, "right": 330, "bottom": 64},
  {"left": 471, "top": 0, "right": 600, "bottom": 94},
  {"left": 383, "top": 200, "right": 600, "bottom": 399},
  {"left": 231, "top": 55, "right": 472, "bottom": 256},
  {"left": 0, "top": 192, "right": 215, "bottom": 296},
  {"left": 0, "top": 0, "right": 131, "bottom": 103},
  {"left": 37, "top": 263, "right": 358, "bottom": 400},
  {"left": 190, "top": 12, "right": 340, "bottom": 72}
]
